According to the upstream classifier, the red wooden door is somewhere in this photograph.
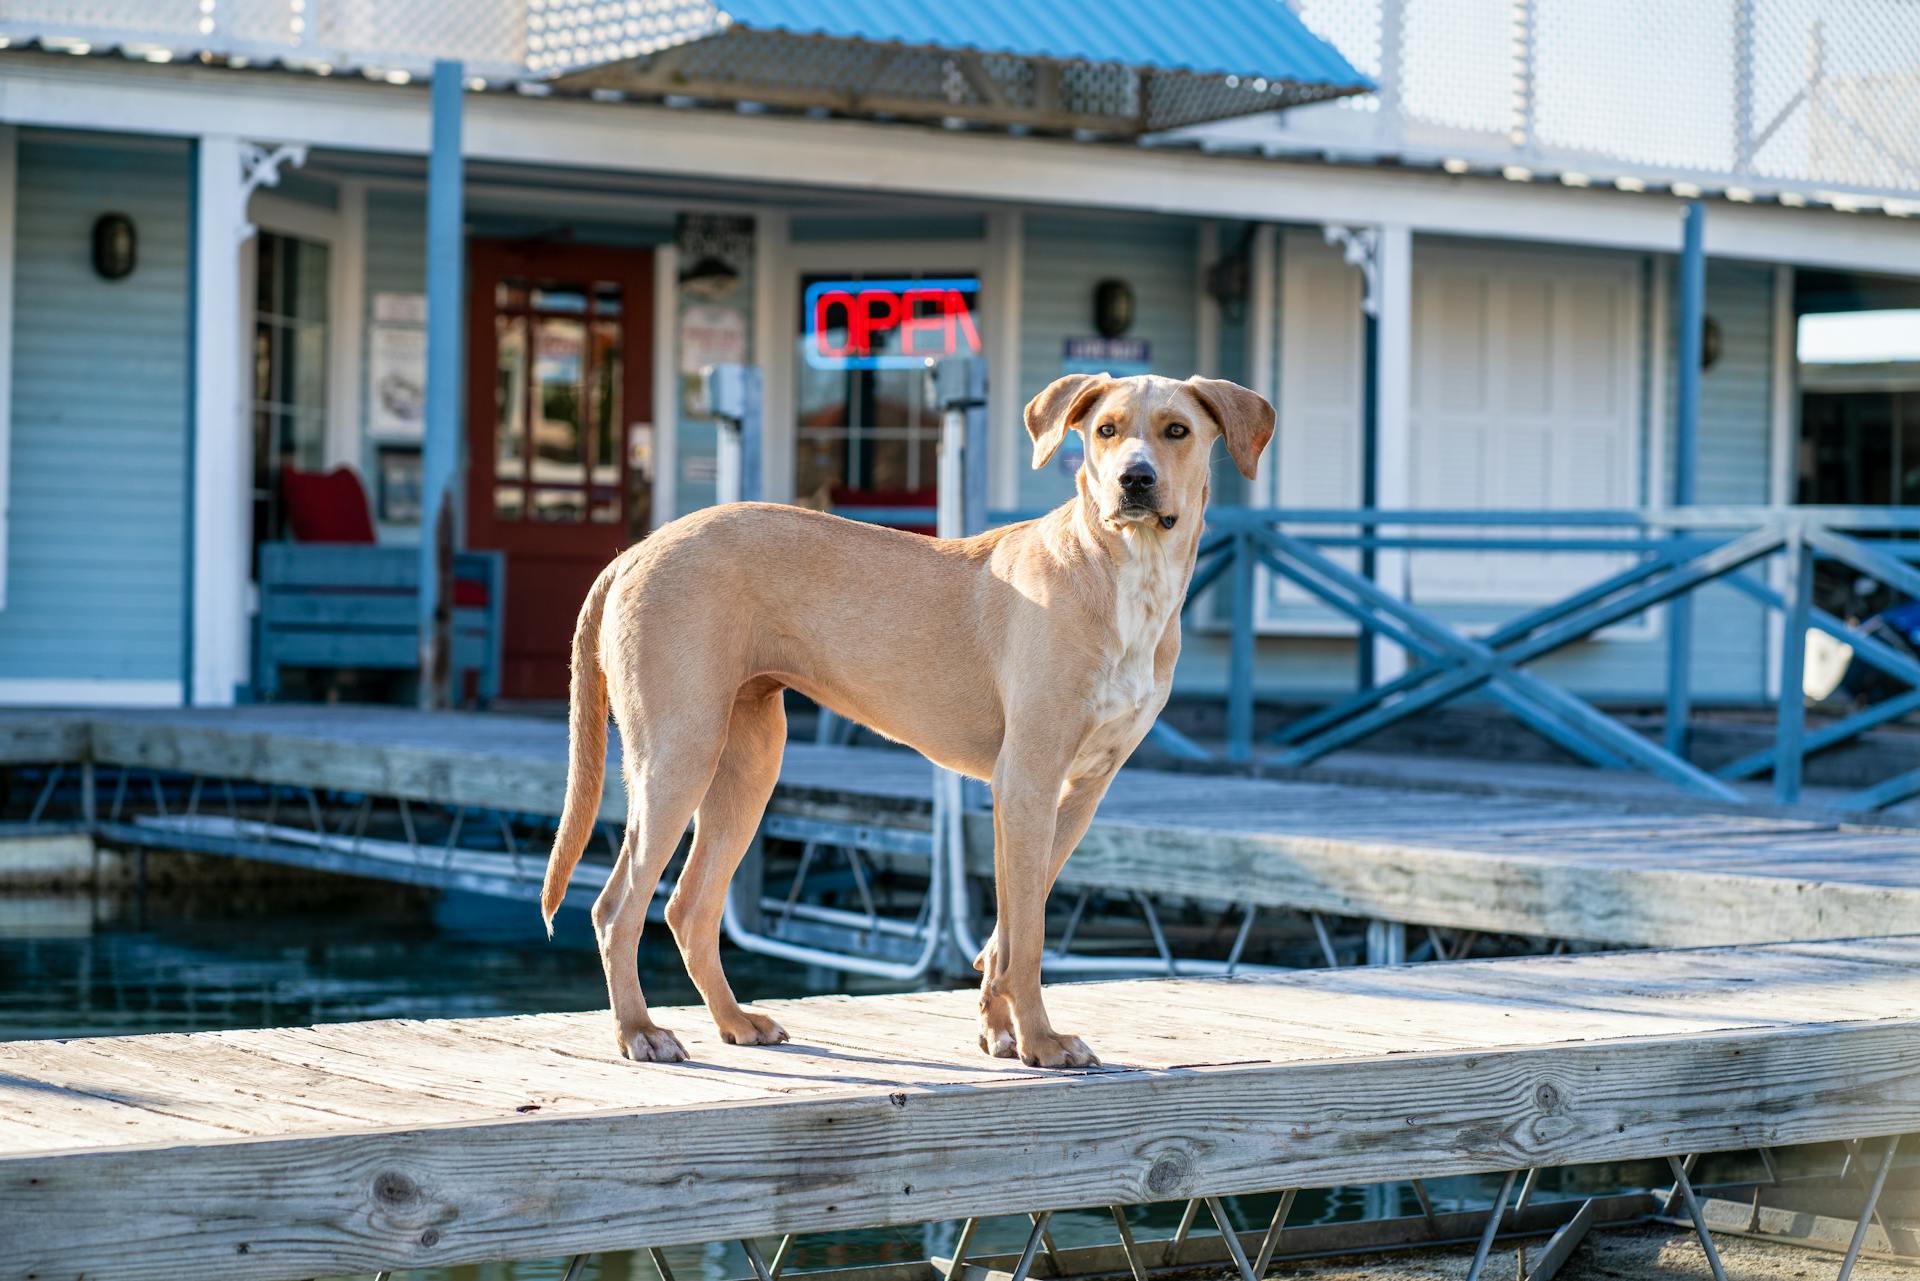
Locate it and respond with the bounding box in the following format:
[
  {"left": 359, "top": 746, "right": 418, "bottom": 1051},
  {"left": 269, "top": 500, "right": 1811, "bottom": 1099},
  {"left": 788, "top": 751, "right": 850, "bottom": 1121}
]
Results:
[{"left": 467, "top": 241, "right": 654, "bottom": 700}]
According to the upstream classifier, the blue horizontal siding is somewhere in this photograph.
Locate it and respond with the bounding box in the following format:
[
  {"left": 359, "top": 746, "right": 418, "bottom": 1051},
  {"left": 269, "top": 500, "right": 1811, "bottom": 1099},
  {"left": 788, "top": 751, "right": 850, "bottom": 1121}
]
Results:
[
  {"left": 1686, "top": 260, "right": 1776, "bottom": 507},
  {"left": 1018, "top": 213, "right": 1199, "bottom": 509},
  {"left": 0, "top": 135, "right": 191, "bottom": 683},
  {"left": 1669, "top": 258, "right": 1776, "bottom": 701}
]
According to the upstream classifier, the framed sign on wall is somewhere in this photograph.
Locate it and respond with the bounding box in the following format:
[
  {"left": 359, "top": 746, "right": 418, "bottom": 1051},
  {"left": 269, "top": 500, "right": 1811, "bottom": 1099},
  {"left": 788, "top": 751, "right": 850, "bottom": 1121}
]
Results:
[{"left": 375, "top": 445, "right": 423, "bottom": 525}]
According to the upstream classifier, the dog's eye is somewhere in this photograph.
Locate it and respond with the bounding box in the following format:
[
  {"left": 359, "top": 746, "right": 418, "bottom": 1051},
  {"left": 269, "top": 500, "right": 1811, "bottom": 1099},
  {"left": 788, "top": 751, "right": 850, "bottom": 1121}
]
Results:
[
  {"left": 1166, "top": 423, "right": 1190, "bottom": 439},
  {"left": 1095, "top": 422, "right": 1117, "bottom": 438}
]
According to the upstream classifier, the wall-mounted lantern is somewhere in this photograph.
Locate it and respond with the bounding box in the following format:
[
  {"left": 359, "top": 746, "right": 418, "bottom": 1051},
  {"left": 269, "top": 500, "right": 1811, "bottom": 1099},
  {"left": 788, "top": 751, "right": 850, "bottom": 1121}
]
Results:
[
  {"left": 1701, "top": 315, "right": 1723, "bottom": 370},
  {"left": 1094, "top": 278, "right": 1135, "bottom": 339},
  {"left": 91, "top": 213, "right": 137, "bottom": 281}
]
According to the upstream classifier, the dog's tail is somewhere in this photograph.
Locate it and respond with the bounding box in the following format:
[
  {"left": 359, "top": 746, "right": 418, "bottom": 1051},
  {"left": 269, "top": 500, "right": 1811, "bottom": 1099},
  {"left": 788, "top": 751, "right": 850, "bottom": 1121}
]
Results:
[{"left": 541, "top": 559, "right": 619, "bottom": 933}]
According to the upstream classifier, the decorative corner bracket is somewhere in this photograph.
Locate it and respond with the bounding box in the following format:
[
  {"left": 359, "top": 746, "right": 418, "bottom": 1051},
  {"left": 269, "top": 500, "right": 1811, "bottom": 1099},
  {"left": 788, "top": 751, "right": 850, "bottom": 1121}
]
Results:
[
  {"left": 237, "top": 142, "right": 310, "bottom": 241},
  {"left": 1322, "top": 224, "right": 1382, "bottom": 317}
]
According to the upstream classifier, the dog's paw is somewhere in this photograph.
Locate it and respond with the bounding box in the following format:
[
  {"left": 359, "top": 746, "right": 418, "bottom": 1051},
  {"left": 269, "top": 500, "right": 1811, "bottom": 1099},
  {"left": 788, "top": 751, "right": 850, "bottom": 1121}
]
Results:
[
  {"left": 619, "top": 1025, "right": 690, "bottom": 1063},
  {"left": 718, "top": 1011, "right": 789, "bottom": 1047},
  {"left": 977, "top": 1003, "right": 1018, "bottom": 1058},
  {"left": 978, "top": 1026, "right": 1018, "bottom": 1058},
  {"left": 1017, "top": 1032, "right": 1100, "bottom": 1070}
]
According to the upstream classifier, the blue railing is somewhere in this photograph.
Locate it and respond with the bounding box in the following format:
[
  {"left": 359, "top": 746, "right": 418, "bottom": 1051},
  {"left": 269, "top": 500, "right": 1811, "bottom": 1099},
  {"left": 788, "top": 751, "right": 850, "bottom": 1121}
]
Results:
[{"left": 833, "top": 502, "right": 1920, "bottom": 812}]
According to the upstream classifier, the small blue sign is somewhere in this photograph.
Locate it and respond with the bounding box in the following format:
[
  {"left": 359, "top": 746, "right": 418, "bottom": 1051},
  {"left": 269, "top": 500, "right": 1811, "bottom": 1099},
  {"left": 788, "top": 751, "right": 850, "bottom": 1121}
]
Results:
[{"left": 1062, "top": 336, "right": 1151, "bottom": 377}]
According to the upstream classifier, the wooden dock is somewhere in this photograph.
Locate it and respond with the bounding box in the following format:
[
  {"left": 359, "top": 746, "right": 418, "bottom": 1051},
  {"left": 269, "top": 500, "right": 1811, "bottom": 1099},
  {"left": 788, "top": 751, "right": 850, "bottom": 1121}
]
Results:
[
  {"left": 4, "top": 938, "right": 1920, "bottom": 1280},
  {"left": 6, "top": 706, "right": 1920, "bottom": 949}
]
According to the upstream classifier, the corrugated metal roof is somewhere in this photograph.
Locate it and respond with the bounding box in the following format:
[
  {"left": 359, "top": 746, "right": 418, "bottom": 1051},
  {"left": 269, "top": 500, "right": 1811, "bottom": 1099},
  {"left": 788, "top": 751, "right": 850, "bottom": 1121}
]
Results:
[
  {"left": 709, "top": 0, "right": 1370, "bottom": 87},
  {"left": 545, "top": 0, "right": 1370, "bottom": 134}
]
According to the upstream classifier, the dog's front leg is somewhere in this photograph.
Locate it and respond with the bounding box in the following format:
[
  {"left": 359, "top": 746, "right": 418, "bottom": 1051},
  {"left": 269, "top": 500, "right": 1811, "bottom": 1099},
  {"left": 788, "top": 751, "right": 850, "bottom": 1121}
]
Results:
[
  {"left": 984, "top": 763, "right": 1099, "bottom": 1069},
  {"left": 976, "top": 771, "right": 1117, "bottom": 1057}
]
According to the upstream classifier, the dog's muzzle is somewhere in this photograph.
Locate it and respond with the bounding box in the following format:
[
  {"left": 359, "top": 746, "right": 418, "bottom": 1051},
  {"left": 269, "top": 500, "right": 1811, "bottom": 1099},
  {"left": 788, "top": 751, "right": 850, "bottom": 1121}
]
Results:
[
  {"left": 1112, "top": 463, "right": 1167, "bottom": 525},
  {"left": 1108, "top": 502, "right": 1180, "bottom": 531}
]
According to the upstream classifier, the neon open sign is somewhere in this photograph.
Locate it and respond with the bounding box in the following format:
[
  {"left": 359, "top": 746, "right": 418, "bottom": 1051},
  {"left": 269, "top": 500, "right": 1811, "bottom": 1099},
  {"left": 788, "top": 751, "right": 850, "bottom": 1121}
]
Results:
[{"left": 805, "top": 277, "right": 981, "bottom": 370}]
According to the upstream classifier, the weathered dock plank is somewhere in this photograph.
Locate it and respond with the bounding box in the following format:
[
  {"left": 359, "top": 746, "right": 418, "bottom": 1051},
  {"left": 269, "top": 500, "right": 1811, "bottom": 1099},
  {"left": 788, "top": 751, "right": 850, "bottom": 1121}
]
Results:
[
  {"left": 9, "top": 706, "right": 1920, "bottom": 947},
  {"left": 4, "top": 939, "right": 1920, "bottom": 1281},
  {"left": 0, "top": 711, "right": 90, "bottom": 766},
  {"left": 1041, "top": 813, "right": 1920, "bottom": 947}
]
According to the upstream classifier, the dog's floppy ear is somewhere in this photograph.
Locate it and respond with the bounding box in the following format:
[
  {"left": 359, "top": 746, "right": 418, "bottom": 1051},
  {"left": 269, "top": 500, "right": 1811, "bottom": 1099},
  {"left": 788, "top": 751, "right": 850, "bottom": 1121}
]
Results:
[
  {"left": 1187, "top": 376, "right": 1276, "bottom": 481},
  {"left": 1024, "top": 373, "right": 1111, "bottom": 470}
]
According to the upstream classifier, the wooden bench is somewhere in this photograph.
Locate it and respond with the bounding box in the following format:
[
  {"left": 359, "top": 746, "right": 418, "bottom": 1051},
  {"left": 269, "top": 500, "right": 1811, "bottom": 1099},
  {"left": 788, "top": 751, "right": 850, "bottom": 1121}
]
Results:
[{"left": 252, "top": 544, "right": 505, "bottom": 705}]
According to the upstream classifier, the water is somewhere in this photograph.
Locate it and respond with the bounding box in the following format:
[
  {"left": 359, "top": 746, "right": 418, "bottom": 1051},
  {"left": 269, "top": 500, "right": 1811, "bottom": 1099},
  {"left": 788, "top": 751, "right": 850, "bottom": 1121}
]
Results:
[
  {"left": 0, "top": 878, "right": 1502, "bottom": 1281},
  {"left": 0, "top": 881, "right": 888, "bottom": 1040}
]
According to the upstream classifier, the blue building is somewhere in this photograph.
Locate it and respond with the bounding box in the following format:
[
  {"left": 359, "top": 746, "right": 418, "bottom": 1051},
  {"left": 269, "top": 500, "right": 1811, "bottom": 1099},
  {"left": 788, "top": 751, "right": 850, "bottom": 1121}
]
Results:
[{"left": 0, "top": 1, "right": 1915, "bottom": 713}]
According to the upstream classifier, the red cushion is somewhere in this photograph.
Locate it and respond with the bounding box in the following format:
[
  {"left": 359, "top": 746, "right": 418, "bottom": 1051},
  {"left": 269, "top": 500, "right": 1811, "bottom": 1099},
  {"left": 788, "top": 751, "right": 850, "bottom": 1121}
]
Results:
[
  {"left": 829, "top": 484, "right": 937, "bottom": 536},
  {"left": 282, "top": 465, "right": 377, "bottom": 544},
  {"left": 830, "top": 484, "right": 936, "bottom": 509}
]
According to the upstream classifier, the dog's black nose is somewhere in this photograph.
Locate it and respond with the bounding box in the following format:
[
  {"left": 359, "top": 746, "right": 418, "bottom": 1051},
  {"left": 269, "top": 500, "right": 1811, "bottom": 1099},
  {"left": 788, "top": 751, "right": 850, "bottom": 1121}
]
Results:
[{"left": 1119, "top": 463, "right": 1157, "bottom": 493}]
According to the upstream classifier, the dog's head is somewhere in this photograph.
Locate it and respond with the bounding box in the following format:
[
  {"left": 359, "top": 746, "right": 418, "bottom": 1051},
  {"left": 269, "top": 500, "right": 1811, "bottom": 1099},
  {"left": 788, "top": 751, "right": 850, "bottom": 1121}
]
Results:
[{"left": 1024, "top": 373, "right": 1274, "bottom": 532}]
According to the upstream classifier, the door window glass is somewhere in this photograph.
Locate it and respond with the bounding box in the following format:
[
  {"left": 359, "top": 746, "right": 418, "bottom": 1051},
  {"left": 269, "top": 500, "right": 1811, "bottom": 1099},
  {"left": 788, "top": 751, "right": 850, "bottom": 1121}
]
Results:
[
  {"left": 492, "top": 277, "right": 625, "bottom": 526},
  {"left": 251, "top": 231, "right": 331, "bottom": 551}
]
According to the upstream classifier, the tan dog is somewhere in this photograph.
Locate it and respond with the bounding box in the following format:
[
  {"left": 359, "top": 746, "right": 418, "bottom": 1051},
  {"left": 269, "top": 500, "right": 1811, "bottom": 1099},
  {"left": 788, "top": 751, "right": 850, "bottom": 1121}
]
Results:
[{"left": 541, "top": 373, "right": 1274, "bottom": 1068}]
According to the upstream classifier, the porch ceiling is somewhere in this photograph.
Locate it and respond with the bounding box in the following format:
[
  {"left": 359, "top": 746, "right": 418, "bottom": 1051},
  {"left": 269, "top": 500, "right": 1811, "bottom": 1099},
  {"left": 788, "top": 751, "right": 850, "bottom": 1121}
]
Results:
[{"left": 541, "top": 0, "right": 1372, "bottom": 135}]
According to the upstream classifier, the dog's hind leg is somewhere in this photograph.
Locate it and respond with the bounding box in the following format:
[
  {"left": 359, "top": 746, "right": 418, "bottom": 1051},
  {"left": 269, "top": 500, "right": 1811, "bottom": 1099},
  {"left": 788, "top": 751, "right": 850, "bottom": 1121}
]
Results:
[
  {"left": 594, "top": 727, "right": 724, "bottom": 1063},
  {"left": 666, "top": 681, "right": 789, "bottom": 1047}
]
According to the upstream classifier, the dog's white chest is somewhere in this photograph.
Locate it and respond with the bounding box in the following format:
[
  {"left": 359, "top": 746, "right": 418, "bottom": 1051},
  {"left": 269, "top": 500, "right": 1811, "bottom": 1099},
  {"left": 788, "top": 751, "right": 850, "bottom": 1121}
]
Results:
[{"left": 1072, "top": 531, "right": 1181, "bottom": 778}]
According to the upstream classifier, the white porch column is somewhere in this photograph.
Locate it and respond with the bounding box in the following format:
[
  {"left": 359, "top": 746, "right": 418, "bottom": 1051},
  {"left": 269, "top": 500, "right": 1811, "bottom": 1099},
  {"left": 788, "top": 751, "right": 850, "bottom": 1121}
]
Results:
[
  {"left": 650, "top": 240, "right": 680, "bottom": 525},
  {"left": 1324, "top": 219, "right": 1412, "bottom": 685},
  {"left": 985, "top": 208, "right": 1023, "bottom": 510},
  {"left": 190, "top": 136, "right": 305, "bottom": 706},
  {"left": 322, "top": 180, "right": 367, "bottom": 471},
  {"left": 1246, "top": 223, "right": 1277, "bottom": 404},
  {"left": 753, "top": 210, "right": 792, "bottom": 504},
  {"left": 1193, "top": 221, "right": 1220, "bottom": 378},
  {"left": 190, "top": 135, "right": 250, "bottom": 707},
  {"left": 1372, "top": 223, "right": 1413, "bottom": 683}
]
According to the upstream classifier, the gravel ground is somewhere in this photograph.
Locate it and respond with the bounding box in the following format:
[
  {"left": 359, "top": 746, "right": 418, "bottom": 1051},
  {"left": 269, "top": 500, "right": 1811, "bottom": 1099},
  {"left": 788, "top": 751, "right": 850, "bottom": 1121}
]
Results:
[{"left": 1240, "top": 1225, "right": 1920, "bottom": 1279}]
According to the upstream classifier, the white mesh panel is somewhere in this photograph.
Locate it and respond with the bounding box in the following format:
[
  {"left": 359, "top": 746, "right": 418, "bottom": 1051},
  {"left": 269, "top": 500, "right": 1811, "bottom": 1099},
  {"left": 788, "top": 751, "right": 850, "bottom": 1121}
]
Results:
[
  {"left": 1533, "top": 0, "right": 1738, "bottom": 172},
  {"left": 6, "top": 0, "right": 1917, "bottom": 200},
  {"left": 1750, "top": 0, "right": 1920, "bottom": 196},
  {"left": 1400, "top": 0, "right": 1509, "bottom": 134},
  {"left": 529, "top": 0, "right": 716, "bottom": 75},
  {"left": 1, "top": 0, "right": 205, "bottom": 43},
  {"left": 1297, "top": 0, "right": 1382, "bottom": 77},
  {"left": 1270, "top": 0, "right": 1920, "bottom": 200},
  {"left": 314, "top": 0, "right": 528, "bottom": 74},
  {"left": 1293, "top": 0, "right": 1382, "bottom": 116}
]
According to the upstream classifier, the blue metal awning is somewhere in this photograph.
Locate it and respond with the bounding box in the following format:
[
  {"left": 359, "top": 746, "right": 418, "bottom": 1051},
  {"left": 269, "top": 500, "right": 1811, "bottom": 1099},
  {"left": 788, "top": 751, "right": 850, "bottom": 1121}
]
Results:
[{"left": 543, "top": 1, "right": 1371, "bottom": 135}]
